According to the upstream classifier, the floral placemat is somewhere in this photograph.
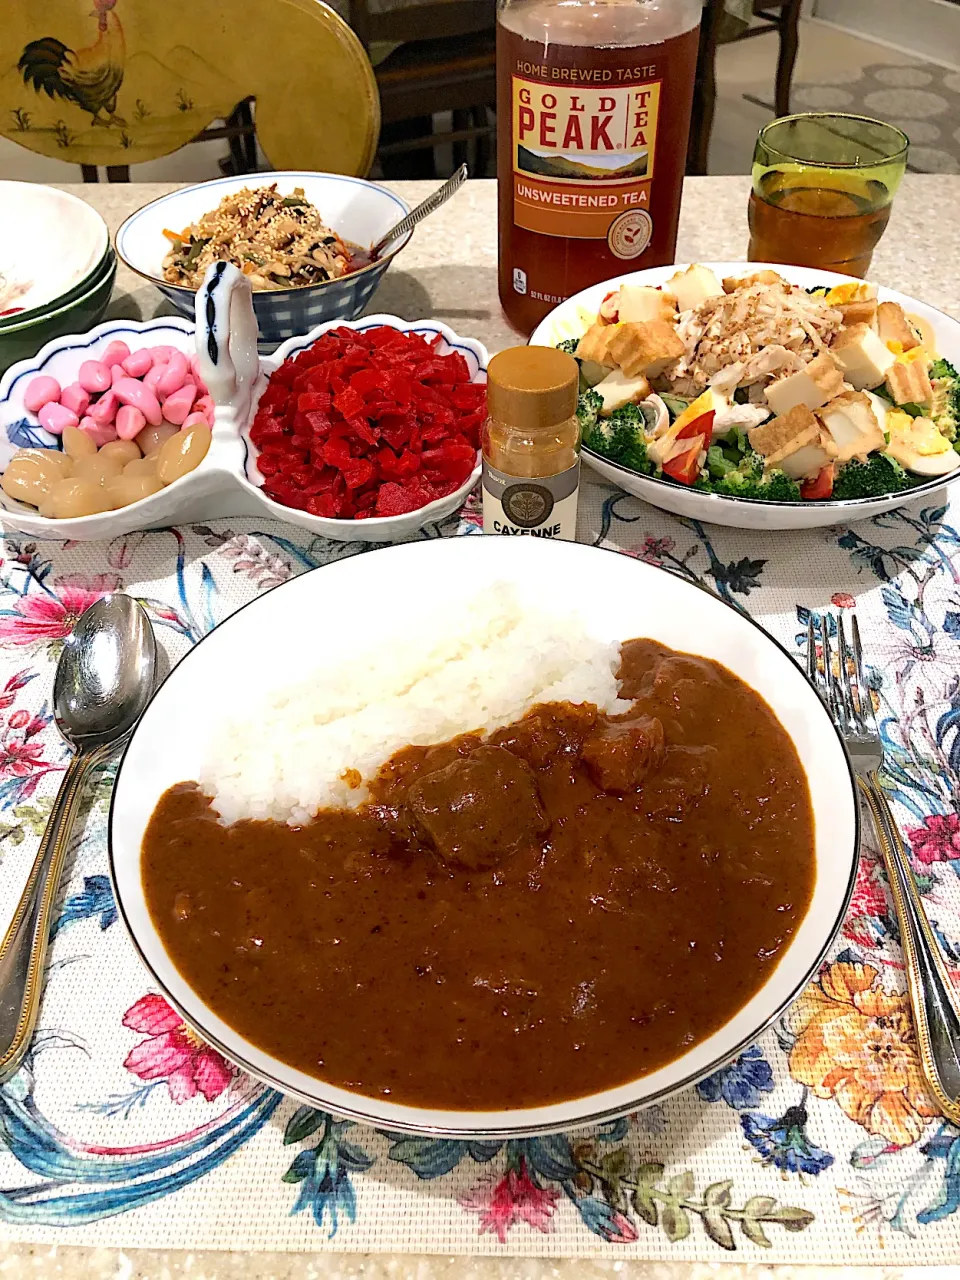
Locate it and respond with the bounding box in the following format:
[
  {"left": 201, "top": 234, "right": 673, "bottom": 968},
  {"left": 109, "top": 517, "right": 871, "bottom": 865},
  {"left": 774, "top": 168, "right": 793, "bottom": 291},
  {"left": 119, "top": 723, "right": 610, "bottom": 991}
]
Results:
[{"left": 0, "top": 475, "right": 958, "bottom": 1262}]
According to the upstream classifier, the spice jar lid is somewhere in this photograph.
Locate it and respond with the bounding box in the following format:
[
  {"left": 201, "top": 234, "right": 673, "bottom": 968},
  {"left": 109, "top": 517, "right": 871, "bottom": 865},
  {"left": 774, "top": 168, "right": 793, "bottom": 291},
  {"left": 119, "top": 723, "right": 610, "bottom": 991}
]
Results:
[{"left": 486, "top": 345, "right": 579, "bottom": 430}]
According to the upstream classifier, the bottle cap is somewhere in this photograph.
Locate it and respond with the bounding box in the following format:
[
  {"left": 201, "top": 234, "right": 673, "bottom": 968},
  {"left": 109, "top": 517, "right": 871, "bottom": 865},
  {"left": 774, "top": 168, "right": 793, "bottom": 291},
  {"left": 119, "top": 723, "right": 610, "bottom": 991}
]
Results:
[{"left": 486, "top": 345, "right": 579, "bottom": 430}]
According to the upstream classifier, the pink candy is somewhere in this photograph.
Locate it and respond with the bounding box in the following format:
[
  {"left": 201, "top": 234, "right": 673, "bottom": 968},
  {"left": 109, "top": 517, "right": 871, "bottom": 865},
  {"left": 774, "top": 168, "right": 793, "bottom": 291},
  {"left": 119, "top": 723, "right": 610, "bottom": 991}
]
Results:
[
  {"left": 114, "top": 377, "right": 162, "bottom": 426},
  {"left": 101, "top": 340, "right": 131, "bottom": 369},
  {"left": 161, "top": 382, "right": 197, "bottom": 425},
  {"left": 116, "top": 404, "right": 146, "bottom": 440},
  {"left": 88, "top": 391, "right": 118, "bottom": 426},
  {"left": 59, "top": 383, "right": 90, "bottom": 417},
  {"left": 23, "top": 376, "right": 61, "bottom": 414},
  {"left": 38, "top": 402, "right": 79, "bottom": 435},
  {"left": 156, "top": 351, "right": 189, "bottom": 401},
  {"left": 79, "top": 415, "right": 118, "bottom": 447},
  {"left": 143, "top": 362, "right": 167, "bottom": 393},
  {"left": 22, "top": 342, "right": 198, "bottom": 453},
  {"left": 122, "top": 347, "right": 154, "bottom": 379},
  {"left": 78, "top": 360, "right": 112, "bottom": 394}
]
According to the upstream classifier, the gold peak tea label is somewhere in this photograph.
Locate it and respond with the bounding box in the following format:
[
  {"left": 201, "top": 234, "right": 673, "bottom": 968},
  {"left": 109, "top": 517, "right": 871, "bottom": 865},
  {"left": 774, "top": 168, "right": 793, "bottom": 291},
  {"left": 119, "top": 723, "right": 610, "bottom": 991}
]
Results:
[
  {"left": 511, "top": 78, "right": 660, "bottom": 250},
  {"left": 496, "top": 1, "right": 700, "bottom": 335}
]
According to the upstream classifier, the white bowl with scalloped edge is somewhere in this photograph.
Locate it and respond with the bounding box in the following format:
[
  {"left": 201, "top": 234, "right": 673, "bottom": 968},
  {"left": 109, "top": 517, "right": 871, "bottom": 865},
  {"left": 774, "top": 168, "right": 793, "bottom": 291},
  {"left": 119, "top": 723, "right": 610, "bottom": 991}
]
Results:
[{"left": 0, "top": 267, "right": 484, "bottom": 542}]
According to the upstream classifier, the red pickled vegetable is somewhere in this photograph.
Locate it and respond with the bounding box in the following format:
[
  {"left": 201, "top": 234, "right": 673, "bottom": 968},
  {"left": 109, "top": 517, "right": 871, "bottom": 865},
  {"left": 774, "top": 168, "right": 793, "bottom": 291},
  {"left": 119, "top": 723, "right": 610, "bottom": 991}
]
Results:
[{"left": 250, "top": 326, "right": 485, "bottom": 521}]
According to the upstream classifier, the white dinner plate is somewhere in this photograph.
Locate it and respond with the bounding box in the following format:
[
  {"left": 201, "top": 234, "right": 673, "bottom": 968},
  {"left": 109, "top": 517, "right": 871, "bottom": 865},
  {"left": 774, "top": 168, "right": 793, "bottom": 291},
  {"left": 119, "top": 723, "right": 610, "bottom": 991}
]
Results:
[
  {"left": 530, "top": 262, "right": 960, "bottom": 530},
  {"left": 110, "top": 536, "right": 858, "bottom": 1136}
]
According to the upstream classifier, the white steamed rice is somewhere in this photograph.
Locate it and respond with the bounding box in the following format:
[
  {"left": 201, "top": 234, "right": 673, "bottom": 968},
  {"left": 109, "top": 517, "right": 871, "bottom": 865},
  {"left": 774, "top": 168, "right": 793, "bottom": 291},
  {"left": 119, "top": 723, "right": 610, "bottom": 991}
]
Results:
[{"left": 200, "top": 586, "right": 629, "bottom": 826}]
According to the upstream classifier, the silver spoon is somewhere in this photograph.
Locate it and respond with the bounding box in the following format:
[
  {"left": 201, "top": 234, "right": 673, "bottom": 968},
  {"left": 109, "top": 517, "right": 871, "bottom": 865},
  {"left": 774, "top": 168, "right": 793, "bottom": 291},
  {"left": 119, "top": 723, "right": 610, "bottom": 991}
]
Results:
[
  {"left": 0, "top": 594, "right": 157, "bottom": 1083},
  {"left": 370, "top": 164, "right": 469, "bottom": 260}
]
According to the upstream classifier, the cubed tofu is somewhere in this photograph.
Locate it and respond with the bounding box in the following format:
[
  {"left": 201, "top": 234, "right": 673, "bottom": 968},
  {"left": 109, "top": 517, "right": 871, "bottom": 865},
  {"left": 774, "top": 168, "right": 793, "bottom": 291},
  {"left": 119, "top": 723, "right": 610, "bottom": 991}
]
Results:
[
  {"left": 877, "top": 301, "right": 920, "bottom": 351},
  {"left": 662, "top": 264, "right": 725, "bottom": 313},
  {"left": 575, "top": 322, "right": 617, "bottom": 369},
  {"left": 617, "top": 283, "right": 677, "bottom": 324},
  {"left": 749, "top": 405, "right": 834, "bottom": 479},
  {"left": 837, "top": 297, "right": 878, "bottom": 328},
  {"left": 722, "top": 269, "right": 784, "bottom": 293},
  {"left": 606, "top": 320, "right": 684, "bottom": 378},
  {"left": 765, "top": 351, "right": 844, "bottom": 416},
  {"left": 830, "top": 323, "right": 895, "bottom": 390},
  {"left": 817, "top": 390, "right": 885, "bottom": 463},
  {"left": 885, "top": 359, "right": 933, "bottom": 406},
  {"left": 593, "top": 368, "right": 652, "bottom": 416},
  {"left": 749, "top": 404, "right": 820, "bottom": 459}
]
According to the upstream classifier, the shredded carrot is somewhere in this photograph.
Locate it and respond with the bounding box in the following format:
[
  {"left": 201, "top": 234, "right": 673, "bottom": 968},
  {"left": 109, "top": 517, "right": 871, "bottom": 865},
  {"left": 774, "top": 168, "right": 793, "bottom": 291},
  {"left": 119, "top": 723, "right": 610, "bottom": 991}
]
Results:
[{"left": 162, "top": 228, "right": 183, "bottom": 243}]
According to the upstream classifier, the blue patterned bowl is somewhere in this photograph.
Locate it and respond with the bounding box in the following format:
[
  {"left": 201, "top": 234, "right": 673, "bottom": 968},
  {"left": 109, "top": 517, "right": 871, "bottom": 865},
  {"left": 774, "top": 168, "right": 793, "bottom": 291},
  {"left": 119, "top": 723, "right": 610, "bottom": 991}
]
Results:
[{"left": 115, "top": 172, "right": 412, "bottom": 348}]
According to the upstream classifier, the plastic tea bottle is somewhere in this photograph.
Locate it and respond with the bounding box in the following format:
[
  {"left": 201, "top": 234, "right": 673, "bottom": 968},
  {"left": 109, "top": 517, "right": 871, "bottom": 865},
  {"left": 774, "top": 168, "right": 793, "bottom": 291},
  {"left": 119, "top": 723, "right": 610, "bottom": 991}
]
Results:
[
  {"left": 497, "top": 0, "right": 702, "bottom": 334},
  {"left": 482, "top": 346, "right": 581, "bottom": 540}
]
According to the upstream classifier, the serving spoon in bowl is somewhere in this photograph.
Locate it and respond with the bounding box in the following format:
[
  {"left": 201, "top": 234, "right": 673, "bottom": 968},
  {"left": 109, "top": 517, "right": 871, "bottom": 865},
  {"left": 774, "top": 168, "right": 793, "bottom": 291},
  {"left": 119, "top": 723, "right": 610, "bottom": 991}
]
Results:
[
  {"left": 0, "top": 594, "right": 157, "bottom": 1083},
  {"left": 370, "top": 164, "right": 469, "bottom": 261}
]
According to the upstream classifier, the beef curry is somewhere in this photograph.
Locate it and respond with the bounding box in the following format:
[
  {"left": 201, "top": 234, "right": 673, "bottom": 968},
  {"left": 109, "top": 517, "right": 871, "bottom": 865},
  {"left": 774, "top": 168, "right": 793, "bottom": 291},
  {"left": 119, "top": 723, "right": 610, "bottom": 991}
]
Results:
[{"left": 141, "top": 639, "right": 815, "bottom": 1110}]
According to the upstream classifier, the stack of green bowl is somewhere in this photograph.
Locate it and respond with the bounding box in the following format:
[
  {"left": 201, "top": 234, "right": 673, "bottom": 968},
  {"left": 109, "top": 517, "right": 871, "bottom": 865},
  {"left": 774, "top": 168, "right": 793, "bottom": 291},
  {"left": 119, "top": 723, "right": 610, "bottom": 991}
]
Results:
[{"left": 0, "top": 183, "right": 117, "bottom": 374}]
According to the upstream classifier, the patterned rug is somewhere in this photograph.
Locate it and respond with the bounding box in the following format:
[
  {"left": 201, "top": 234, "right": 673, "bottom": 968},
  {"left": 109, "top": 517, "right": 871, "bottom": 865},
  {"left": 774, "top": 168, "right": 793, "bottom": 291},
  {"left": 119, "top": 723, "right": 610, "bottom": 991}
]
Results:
[{"left": 745, "top": 62, "right": 960, "bottom": 174}]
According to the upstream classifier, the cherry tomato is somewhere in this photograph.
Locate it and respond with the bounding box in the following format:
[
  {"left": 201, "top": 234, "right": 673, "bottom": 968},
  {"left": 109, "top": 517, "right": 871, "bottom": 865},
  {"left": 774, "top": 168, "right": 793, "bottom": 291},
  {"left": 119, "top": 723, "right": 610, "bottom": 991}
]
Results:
[
  {"left": 800, "top": 464, "right": 835, "bottom": 501},
  {"left": 662, "top": 438, "right": 704, "bottom": 485}
]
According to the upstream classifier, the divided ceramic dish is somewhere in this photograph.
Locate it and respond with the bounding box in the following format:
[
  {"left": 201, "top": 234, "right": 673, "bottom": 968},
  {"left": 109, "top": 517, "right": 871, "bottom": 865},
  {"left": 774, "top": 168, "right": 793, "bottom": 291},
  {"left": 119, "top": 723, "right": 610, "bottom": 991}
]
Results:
[
  {"left": 0, "top": 265, "right": 486, "bottom": 542},
  {"left": 531, "top": 261, "right": 960, "bottom": 530},
  {"left": 115, "top": 172, "right": 414, "bottom": 348}
]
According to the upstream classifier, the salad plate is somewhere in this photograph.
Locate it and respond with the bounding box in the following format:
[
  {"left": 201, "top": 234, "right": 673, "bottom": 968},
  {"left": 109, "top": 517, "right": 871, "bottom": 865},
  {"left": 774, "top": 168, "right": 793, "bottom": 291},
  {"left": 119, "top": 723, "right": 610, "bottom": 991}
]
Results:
[{"left": 531, "top": 262, "right": 960, "bottom": 530}]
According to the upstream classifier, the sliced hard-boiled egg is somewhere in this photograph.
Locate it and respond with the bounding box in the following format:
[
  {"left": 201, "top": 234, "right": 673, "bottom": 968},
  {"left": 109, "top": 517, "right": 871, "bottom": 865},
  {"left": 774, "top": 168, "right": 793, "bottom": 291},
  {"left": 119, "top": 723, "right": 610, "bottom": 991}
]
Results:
[
  {"left": 672, "top": 387, "right": 725, "bottom": 434},
  {"left": 825, "top": 281, "right": 875, "bottom": 306},
  {"left": 885, "top": 415, "right": 960, "bottom": 477}
]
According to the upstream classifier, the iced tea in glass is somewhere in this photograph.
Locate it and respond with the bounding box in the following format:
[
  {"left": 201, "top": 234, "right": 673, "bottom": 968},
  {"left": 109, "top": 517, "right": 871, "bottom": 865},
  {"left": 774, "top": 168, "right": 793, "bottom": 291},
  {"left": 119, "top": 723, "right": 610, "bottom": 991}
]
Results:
[{"left": 748, "top": 113, "right": 908, "bottom": 277}]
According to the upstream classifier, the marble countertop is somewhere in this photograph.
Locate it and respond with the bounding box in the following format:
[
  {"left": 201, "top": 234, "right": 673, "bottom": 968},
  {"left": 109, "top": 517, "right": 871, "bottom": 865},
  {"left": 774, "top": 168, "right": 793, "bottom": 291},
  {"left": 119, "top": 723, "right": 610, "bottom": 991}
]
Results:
[{"left": 5, "top": 175, "right": 959, "bottom": 1280}]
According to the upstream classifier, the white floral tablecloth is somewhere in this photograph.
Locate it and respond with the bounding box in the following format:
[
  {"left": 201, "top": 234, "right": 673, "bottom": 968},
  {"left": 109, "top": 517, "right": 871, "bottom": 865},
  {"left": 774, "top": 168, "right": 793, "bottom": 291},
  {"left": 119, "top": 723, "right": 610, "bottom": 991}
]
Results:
[{"left": 0, "top": 472, "right": 958, "bottom": 1264}]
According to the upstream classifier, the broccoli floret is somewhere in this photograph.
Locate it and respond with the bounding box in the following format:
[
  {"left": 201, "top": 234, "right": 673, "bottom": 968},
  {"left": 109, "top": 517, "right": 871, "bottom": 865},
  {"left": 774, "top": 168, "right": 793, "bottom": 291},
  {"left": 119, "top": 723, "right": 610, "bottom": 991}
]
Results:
[
  {"left": 556, "top": 338, "right": 580, "bottom": 356},
  {"left": 598, "top": 404, "right": 654, "bottom": 474},
  {"left": 576, "top": 388, "right": 603, "bottom": 439},
  {"left": 713, "top": 469, "right": 762, "bottom": 498},
  {"left": 832, "top": 453, "right": 911, "bottom": 501},
  {"left": 930, "top": 357, "right": 959, "bottom": 443},
  {"left": 586, "top": 402, "right": 654, "bottom": 475},
  {"left": 738, "top": 449, "right": 765, "bottom": 482},
  {"left": 759, "top": 469, "right": 802, "bottom": 502}
]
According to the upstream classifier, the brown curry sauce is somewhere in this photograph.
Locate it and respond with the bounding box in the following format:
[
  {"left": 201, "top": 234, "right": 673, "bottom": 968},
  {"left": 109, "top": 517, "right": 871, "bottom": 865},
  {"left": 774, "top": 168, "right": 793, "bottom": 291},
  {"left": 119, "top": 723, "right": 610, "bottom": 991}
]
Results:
[{"left": 141, "top": 640, "right": 815, "bottom": 1110}]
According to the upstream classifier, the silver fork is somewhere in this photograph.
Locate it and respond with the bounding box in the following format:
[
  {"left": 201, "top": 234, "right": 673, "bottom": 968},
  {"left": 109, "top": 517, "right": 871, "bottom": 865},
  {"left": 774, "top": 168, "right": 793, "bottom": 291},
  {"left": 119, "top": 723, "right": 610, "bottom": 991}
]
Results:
[{"left": 807, "top": 611, "right": 960, "bottom": 1124}]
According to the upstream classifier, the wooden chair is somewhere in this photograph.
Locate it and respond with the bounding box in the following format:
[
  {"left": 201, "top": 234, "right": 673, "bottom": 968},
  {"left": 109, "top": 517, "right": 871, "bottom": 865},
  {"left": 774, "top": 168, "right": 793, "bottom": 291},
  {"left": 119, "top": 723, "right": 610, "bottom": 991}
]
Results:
[
  {"left": 687, "top": 0, "right": 802, "bottom": 175},
  {"left": 351, "top": 0, "right": 496, "bottom": 179},
  {"left": 3, "top": 0, "right": 379, "bottom": 182},
  {"left": 80, "top": 100, "right": 259, "bottom": 182}
]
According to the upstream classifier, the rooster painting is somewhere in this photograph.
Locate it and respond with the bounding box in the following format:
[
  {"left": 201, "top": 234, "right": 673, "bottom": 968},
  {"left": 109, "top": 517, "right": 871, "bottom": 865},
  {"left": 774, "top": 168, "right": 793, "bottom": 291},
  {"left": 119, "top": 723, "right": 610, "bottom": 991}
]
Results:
[{"left": 18, "top": 0, "right": 126, "bottom": 128}]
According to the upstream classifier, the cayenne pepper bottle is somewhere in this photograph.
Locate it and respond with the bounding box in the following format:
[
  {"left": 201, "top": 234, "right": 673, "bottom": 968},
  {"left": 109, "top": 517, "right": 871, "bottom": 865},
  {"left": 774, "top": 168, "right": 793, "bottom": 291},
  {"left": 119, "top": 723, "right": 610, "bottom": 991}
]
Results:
[
  {"left": 482, "top": 346, "right": 581, "bottom": 540},
  {"left": 497, "top": 0, "right": 702, "bottom": 334}
]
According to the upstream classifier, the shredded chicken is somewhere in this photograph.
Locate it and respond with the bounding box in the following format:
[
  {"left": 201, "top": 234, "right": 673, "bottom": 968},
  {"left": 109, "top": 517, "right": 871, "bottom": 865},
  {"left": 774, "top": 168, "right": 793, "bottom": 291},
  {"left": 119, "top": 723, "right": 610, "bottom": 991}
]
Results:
[{"left": 669, "top": 282, "right": 843, "bottom": 393}]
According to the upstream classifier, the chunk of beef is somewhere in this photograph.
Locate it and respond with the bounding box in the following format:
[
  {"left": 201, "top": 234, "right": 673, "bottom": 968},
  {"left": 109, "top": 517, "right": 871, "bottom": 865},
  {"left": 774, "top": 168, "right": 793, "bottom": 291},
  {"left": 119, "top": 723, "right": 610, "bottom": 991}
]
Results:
[
  {"left": 407, "top": 745, "right": 549, "bottom": 870},
  {"left": 490, "top": 702, "right": 598, "bottom": 769},
  {"left": 580, "top": 715, "right": 665, "bottom": 793}
]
